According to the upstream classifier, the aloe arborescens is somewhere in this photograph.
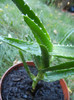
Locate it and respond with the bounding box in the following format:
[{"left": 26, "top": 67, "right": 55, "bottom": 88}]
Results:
[{"left": 0, "top": 0, "right": 74, "bottom": 91}]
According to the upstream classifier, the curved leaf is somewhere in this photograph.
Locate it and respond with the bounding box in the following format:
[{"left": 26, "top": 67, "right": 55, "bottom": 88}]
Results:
[
  {"left": 19, "top": 50, "right": 35, "bottom": 80},
  {"left": 43, "top": 68, "right": 74, "bottom": 82},
  {"left": 0, "top": 36, "right": 74, "bottom": 59},
  {"left": 24, "top": 16, "right": 53, "bottom": 52},
  {"left": 0, "top": 36, "right": 41, "bottom": 55},
  {"left": 32, "top": 55, "right": 42, "bottom": 70},
  {"left": 52, "top": 44, "right": 74, "bottom": 59},
  {"left": 42, "top": 61, "right": 74, "bottom": 72},
  {"left": 40, "top": 44, "right": 49, "bottom": 68},
  {"left": 12, "top": 0, "right": 50, "bottom": 40}
]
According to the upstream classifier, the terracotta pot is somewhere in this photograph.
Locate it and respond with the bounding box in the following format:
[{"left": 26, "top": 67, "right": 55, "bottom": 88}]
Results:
[{"left": 0, "top": 62, "right": 70, "bottom": 100}]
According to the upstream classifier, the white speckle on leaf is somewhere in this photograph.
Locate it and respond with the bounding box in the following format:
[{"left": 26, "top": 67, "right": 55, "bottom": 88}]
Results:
[{"left": 40, "top": 27, "right": 42, "bottom": 30}]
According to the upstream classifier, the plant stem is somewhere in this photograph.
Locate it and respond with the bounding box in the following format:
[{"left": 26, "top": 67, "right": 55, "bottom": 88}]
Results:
[{"left": 32, "top": 71, "right": 44, "bottom": 91}]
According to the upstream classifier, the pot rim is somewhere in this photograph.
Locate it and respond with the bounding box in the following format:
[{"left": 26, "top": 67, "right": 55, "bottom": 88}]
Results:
[{"left": 0, "top": 62, "right": 69, "bottom": 100}]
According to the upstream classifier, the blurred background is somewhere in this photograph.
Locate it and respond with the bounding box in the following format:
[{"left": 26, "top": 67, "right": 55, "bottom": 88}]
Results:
[{"left": 0, "top": 0, "right": 74, "bottom": 99}]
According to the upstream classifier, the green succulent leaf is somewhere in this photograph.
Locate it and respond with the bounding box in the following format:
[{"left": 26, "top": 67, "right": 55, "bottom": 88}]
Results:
[
  {"left": 0, "top": 36, "right": 74, "bottom": 59},
  {"left": 40, "top": 44, "right": 49, "bottom": 69},
  {"left": 42, "top": 61, "right": 74, "bottom": 72},
  {"left": 32, "top": 55, "right": 43, "bottom": 70},
  {"left": 24, "top": 16, "right": 53, "bottom": 52},
  {"left": 52, "top": 44, "right": 74, "bottom": 59},
  {"left": 0, "top": 36, "right": 41, "bottom": 55},
  {"left": 43, "top": 68, "right": 74, "bottom": 82},
  {"left": 19, "top": 50, "right": 35, "bottom": 80},
  {"left": 12, "top": 0, "right": 50, "bottom": 40}
]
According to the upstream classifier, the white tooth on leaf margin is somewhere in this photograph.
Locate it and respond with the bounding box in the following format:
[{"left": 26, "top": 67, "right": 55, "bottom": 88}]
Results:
[
  {"left": 30, "top": 7, "right": 32, "bottom": 10},
  {"left": 35, "top": 13, "right": 37, "bottom": 16},
  {"left": 22, "top": 14, "right": 24, "bottom": 16},
  {"left": 32, "top": 19, "right": 34, "bottom": 21},
  {"left": 35, "top": 23, "right": 38, "bottom": 26},
  {"left": 25, "top": 14, "right": 28, "bottom": 16},
  {"left": 26, "top": 2, "right": 28, "bottom": 5}
]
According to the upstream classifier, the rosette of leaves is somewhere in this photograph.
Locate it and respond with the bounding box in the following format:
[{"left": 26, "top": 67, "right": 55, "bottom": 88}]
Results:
[{"left": 0, "top": 0, "right": 74, "bottom": 91}]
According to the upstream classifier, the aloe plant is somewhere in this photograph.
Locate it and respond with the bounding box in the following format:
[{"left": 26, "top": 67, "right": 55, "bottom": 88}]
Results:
[{"left": 0, "top": 0, "right": 74, "bottom": 91}]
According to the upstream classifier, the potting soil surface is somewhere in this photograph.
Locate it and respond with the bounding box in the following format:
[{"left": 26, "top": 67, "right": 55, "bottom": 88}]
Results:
[{"left": 2, "top": 66, "right": 64, "bottom": 100}]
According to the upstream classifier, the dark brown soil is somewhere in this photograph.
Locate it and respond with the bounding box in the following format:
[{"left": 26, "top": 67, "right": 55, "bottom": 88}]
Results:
[{"left": 1, "top": 66, "right": 64, "bottom": 100}]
